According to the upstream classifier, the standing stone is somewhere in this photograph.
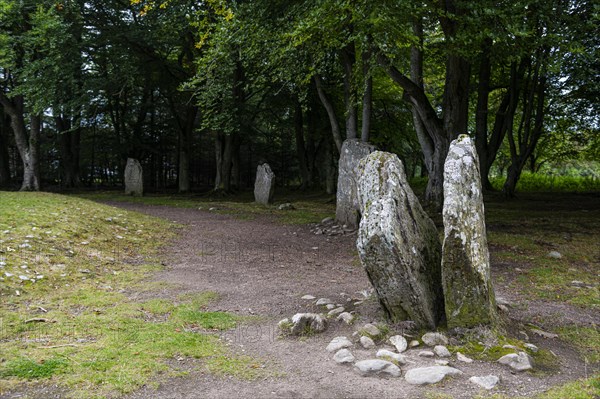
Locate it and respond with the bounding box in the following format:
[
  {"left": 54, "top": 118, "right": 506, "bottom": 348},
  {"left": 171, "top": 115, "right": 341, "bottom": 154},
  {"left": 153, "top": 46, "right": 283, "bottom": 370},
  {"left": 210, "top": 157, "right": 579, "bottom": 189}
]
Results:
[
  {"left": 336, "top": 139, "right": 376, "bottom": 229},
  {"left": 254, "top": 163, "right": 275, "bottom": 204},
  {"left": 356, "top": 151, "right": 444, "bottom": 329},
  {"left": 442, "top": 136, "right": 497, "bottom": 328},
  {"left": 124, "top": 158, "right": 143, "bottom": 196}
]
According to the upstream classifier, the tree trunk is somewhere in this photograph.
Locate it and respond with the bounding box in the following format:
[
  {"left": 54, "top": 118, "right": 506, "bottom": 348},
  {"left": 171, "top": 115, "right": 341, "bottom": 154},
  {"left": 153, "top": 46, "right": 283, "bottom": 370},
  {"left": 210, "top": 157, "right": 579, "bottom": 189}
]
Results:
[
  {"left": 178, "top": 106, "right": 197, "bottom": 193},
  {"left": 475, "top": 39, "right": 493, "bottom": 190},
  {"left": 0, "top": 94, "right": 41, "bottom": 191},
  {"left": 314, "top": 75, "right": 343, "bottom": 153},
  {"left": 341, "top": 44, "right": 358, "bottom": 140},
  {"left": 56, "top": 116, "right": 82, "bottom": 188},
  {"left": 214, "top": 132, "right": 224, "bottom": 190},
  {"left": 0, "top": 110, "right": 11, "bottom": 187},
  {"left": 294, "top": 99, "right": 310, "bottom": 189}
]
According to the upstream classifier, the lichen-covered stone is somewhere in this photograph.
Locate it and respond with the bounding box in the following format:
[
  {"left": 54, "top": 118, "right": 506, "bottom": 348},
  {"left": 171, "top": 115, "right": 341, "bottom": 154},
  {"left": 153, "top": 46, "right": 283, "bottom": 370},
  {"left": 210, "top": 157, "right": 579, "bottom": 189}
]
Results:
[
  {"left": 124, "top": 158, "right": 143, "bottom": 196},
  {"left": 254, "top": 163, "right": 275, "bottom": 204},
  {"left": 356, "top": 151, "right": 444, "bottom": 329},
  {"left": 442, "top": 136, "right": 497, "bottom": 328},
  {"left": 336, "top": 139, "right": 376, "bottom": 229}
]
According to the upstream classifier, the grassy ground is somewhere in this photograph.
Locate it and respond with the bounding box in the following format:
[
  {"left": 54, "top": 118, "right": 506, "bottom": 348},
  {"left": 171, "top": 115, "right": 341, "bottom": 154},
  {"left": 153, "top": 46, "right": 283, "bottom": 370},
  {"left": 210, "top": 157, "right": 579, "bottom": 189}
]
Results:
[{"left": 0, "top": 192, "right": 266, "bottom": 398}]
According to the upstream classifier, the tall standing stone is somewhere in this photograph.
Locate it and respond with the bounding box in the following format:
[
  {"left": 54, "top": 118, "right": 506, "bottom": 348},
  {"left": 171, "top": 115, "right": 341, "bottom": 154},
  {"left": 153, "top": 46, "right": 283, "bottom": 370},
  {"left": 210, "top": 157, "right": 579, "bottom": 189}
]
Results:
[
  {"left": 254, "top": 163, "right": 275, "bottom": 204},
  {"left": 336, "top": 139, "right": 376, "bottom": 229},
  {"left": 124, "top": 158, "right": 143, "bottom": 196},
  {"left": 356, "top": 151, "right": 444, "bottom": 329},
  {"left": 442, "top": 135, "right": 496, "bottom": 328}
]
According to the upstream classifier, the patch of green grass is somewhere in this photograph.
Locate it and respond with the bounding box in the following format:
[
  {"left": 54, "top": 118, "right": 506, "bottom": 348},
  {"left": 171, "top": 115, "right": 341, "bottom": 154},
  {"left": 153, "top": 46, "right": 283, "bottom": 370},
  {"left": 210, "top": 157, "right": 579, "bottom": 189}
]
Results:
[
  {"left": 490, "top": 172, "right": 600, "bottom": 193},
  {"left": 535, "top": 375, "right": 600, "bottom": 399},
  {"left": 556, "top": 326, "right": 600, "bottom": 364},
  {"left": 0, "top": 192, "right": 266, "bottom": 398},
  {"left": 0, "top": 357, "right": 69, "bottom": 379}
]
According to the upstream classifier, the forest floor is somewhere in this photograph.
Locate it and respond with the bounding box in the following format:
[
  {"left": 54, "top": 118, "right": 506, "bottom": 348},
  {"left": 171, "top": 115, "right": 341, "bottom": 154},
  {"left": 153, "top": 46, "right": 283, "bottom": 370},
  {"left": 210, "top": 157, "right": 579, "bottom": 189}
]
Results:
[{"left": 1, "top": 190, "right": 598, "bottom": 398}]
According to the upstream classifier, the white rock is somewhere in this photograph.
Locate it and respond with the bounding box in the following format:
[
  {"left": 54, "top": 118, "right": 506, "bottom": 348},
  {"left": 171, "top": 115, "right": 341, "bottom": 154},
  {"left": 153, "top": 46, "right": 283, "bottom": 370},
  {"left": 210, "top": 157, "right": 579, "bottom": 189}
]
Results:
[
  {"left": 457, "top": 352, "right": 473, "bottom": 363},
  {"left": 361, "top": 323, "right": 381, "bottom": 337},
  {"left": 548, "top": 251, "right": 562, "bottom": 259},
  {"left": 301, "top": 295, "right": 316, "bottom": 300},
  {"left": 418, "top": 351, "right": 435, "bottom": 357},
  {"left": 435, "top": 360, "right": 449, "bottom": 366},
  {"left": 326, "top": 304, "right": 336, "bottom": 310},
  {"left": 498, "top": 352, "right": 533, "bottom": 371},
  {"left": 254, "top": 163, "right": 275, "bottom": 204},
  {"left": 333, "top": 348, "right": 355, "bottom": 364},
  {"left": 327, "top": 336, "right": 353, "bottom": 353},
  {"left": 328, "top": 307, "right": 345, "bottom": 317},
  {"left": 470, "top": 375, "right": 499, "bottom": 390},
  {"left": 337, "top": 312, "right": 354, "bottom": 324},
  {"left": 360, "top": 336, "right": 375, "bottom": 349},
  {"left": 354, "top": 359, "right": 401, "bottom": 378},
  {"left": 289, "top": 313, "right": 328, "bottom": 335},
  {"left": 376, "top": 349, "right": 408, "bottom": 365},
  {"left": 503, "top": 344, "right": 519, "bottom": 350},
  {"left": 316, "top": 298, "right": 333, "bottom": 306},
  {"left": 389, "top": 335, "right": 408, "bottom": 353},
  {"left": 404, "top": 366, "right": 463, "bottom": 385},
  {"left": 434, "top": 345, "right": 451, "bottom": 357},
  {"left": 422, "top": 332, "right": 448, "bottom": 346},
  {"left": 409, "top": 340, "right": 420, "bottom": 348},
  {"left": 524, "top": 343, "right": 539, "bottom": 353}
]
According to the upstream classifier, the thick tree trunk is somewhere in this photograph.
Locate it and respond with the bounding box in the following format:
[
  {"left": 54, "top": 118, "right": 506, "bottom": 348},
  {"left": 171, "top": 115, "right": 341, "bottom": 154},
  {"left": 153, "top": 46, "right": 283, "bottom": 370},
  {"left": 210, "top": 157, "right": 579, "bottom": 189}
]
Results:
[
  {"left": 214, "top": 132, "right": 224, "bottom": 190},
  {"left": 341, "top": 44, "right": 358, "bottom": 140},
  {"left": 314, "top": 75, "right": 343, "bottom": 153},
  {"left": 56, "top": 116, "right": 82, "bottom": 188},
  {"left": 475, "top": 39, "right": 493, "bottom": 190},
  {"left": 0, "top": 110, "right": 11, "bottom": 187},
  {"left": 178, "top": 106, "right": 197, "bottom": 193},
  {"left": 0, "top": 94, "right": 40, "bottom": 191},
  {"left": 294, "top": 100, "right": 310, "bottom": 189}
]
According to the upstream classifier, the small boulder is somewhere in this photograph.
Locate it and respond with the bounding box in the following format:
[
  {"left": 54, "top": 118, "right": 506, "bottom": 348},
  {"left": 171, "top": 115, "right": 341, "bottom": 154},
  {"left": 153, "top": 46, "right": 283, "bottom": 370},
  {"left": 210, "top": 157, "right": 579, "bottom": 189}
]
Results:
[
  {"left": 376, "top": 349, "right": 408, "bottom": 365},
  {"left": 301, "top": 295, "right": 316, "bottom": 300},
  {"left": 328, "top": 307, "right": 345, "bottom": 317},
  {"left": 389, "top": 335, "right": 408, "bottom": 353},
  {"left": 277, "top": 203, "right": 295, "bottom": 210},
  {"left": 435, "top": 360, "right": 449, "bottom": 366},
  {"left": 360, "top": 336, "right": 376, "bottom": 349},
  {"left": 327, "top": 336, "right": 353, "bottom": 353},
  {"left": 418, "top": 351, "right": 435, "bottom": 358},
  {"left": 524, "top": 343, "right": 539, "bottom": 353},
  {"left": 337, "top": 312, "right": 355, "bottom": 324},
  {"left": 456, "top": 352, "right": 473, "bottom": 363},
  {"left": 316, "top": 298, "right": 334, "bottom": 306},
  {"left": 360, "top": 323, "right": 381, "bottom": 338},
  {"left": 409, "top": 340, "right": 420, "bottom": 348},
  {"left": 434, "top": 345, "right": 451, "bottom": 358},
  {"left": 498, "top": 352, "right": 533, "bottom": 371},
  {"left": 422, "top": 332, "right": 448, "bottom": 347},
  {"left": 404, "top": 366, "right": 463, "bottom": 385},
  {"left": 354, "top": 359, "right": 401, "bottom": 378},
  {"left": 547, "top": 251, "right": 562, "bottom": 259},
  {"left": 333, "top": 348, "right": 355, "bottom": 364},
  {"left": 469, "top": 375, "right": 499, "bottom": 390},
  {"left": 288, "top": 313, "right": 327, "bottom": 335}
]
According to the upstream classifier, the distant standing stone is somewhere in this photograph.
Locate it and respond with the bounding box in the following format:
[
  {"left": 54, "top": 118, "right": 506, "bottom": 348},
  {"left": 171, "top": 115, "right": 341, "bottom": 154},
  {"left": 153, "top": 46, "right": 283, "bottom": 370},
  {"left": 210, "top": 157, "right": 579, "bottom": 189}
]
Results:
[
  {"left": 422, "top": 332, "right": 448, "bottom": 347},
  {"left": 333, "top": 348, "right": 355, "bottom": 364},
  {"left": 360, "top": 336, "right": 376, "bottom": 349},
  {"left": 326, "top": 336, "right": 353, "bottom": 353},
  {"left": 354, "top": 359, "right": 401, "bottom": 378},
  {"left": 336, "top": 139, "right": 376, "bottom": 229},
  {"left": 389, "top": 335, "right": 408, "bottom": 353},
  {"left": 124, "top": 158, "right": 143, "bottom": 196},
  {"left": 469, "top": 375, "right": 499, "bottom": 390},
  {"left": 442, "top": 136, "right": 497, "bottom": 328},
  {"left": 356, "top": 152, "right": 444, "bottom": 329},
  {"left": 498, "top": 352, "right": 534, "bottom": 371},
  {"left": 254, "top": 163, "right": 275, "bottom": 204},
  {"left": 404, "top": 366, "right": 463, "bottom": 385}
]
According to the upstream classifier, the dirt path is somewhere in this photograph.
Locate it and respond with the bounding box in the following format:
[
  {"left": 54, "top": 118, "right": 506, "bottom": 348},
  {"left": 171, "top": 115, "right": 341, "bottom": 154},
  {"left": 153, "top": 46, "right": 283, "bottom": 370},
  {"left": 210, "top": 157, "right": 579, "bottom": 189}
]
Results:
[{"left": 108, "top": 203, "right": 596, "bottom": 399}]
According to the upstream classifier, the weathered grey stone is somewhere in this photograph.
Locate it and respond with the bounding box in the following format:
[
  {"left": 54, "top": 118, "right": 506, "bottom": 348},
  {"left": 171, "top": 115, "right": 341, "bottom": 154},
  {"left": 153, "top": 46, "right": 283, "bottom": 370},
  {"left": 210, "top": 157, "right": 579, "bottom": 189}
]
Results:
[
  {"left": 337, "top": 312, "right": 354, "bottom": 324},
  {"left": 422, "top": 332, "right": 448, "bottom": 347},
  {"left": 442, "top": 136, "right": 497, "bottom": 328},
  {"left": 326, "top": 304, "right": 336, "bottom": 310},
  {"left": 328, "top": 307, "right": 345, "bottom": 317},
  {"left": 404, "top": 366, "right": 463, "bottom": 385},
  {"left": 124, "top": 158, "right": 143, "bottom": 196},
  {"left": 360, "top": 323, "right": 381, "bottom": 337},
  {"left": 301, "top": 295, "right": 315, "bottom": 300},
  {"left": 498, "top": 352, "right": 534, "bottom": 371},
  {"left": 435, "top": 359, "right": 449, "bottom": 366},
  {"left": 356, "top": 152, "right": 444, "bottom": 329},
  {"left": 418, "top": 351, "right": 435, "bottom": 358},
  {"left": 254, "top": 163, "right": 275, "bottom": 204},
  {"left": 277, "top": 203, "right": 295, "bottom": 210},
  {"left": 333, "top": 348, "right": 355, "bottom": 364},
  {"left": 524, "top": 343, "right": 539, "bottom": 353},
  {"left": 354, "top": 359, "right": 401, "bottom": 378},
  {"left": 336, "top": 139, "right": 376, "bottom": 229},
  {"left": 389, "top": 335, "right": 408, "bottom": 353},
  {"left": 326, "top": 336, "right": 353, "bottom": 353},
  {"left": 457, "top": 352, "right": 473, "bottom": 363},
  {"left": 434, "top": 345, "right": 451, "bottom": 358},
  {"left": 316, "top": 298, "right": 334, "bottom": 306},
  {"left": 469, "top": 375, "right": 499, "bottom": 390},
  {"left": 548, "top": 251, "right": 562, "bottom": 259},
  {"left": 376, "top": 349, "right": 408, "bottom": 365},
  {"left": 289, "top": 313, "right": 327, "bottom": 335},
  {"left": 360, "top": 336, "right": 375, "bottom": 349},
  {"left": 409, "top": 340, "right": 420, "bottom": 348}
]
